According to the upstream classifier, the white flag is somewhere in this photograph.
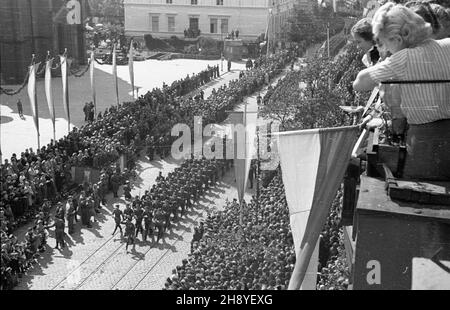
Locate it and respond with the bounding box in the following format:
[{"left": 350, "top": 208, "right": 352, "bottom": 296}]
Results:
[
  {"left": 60, "top": 55, "right": 70, "bottom": 128},
  {"left": 113, "top": 43, "right": 119, "bottom": 105},
  {"left": 27, "top": 63, "right": 39, "bottom": 133},
  {"left": 128, "top": 40, "right": 135, "bottom": 98},
  {"left": 45, "top": 59, "right": 55, "bottom": 130}
]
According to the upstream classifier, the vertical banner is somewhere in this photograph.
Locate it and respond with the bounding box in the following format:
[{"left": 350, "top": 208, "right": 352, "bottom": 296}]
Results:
[
  {"left": 229, "top": 109, "right": 257, "bottom": 204},
  {"left": 230, "top": 111, "right": 246, "bottom": 203},
  {"left": 27, "top": 63, "right": 40, "bottom": 147},
  {"left": 128, "top": 40, "right": 135, "bottom": 99},
  {"left": 276, "top": 126, "right": 359, "bottom": 290},
  {"left": 112, "top": 43, "right": 119, "bottom": 105},
  {"left": 60, "top": 55, "right": 70, "bottom": 133},
  {"left": 45, "top": 58, "right": 56, "bottom": 140},
  {"left": 90, "top": 51, "right": 96, "bottom": 118}
]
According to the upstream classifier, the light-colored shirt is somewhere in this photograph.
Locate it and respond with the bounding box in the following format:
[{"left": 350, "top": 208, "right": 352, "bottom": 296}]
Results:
[{"left": 366, "top": 38, "right": 450, "bottom": 124}]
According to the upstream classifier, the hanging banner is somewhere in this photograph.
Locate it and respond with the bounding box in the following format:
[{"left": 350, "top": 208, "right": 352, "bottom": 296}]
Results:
[
  {"left": 90, "top": 51, "right": 96, "bottom": 117},
  {"left": 113, "top": 43, "right": 119, "bottom": 105},
  {"left": 276, "top": 126, "right": 359, "bottom": 290},
  {"left": 229, "top": 110, "right": 256, "bottom": 203},
  {"left": 60, "top": 55, "right": 70, "bottom": 130},
  {"left": 45, "top": 59, "right": 55, "bottom": 132},
  {"left": 27, "top": 63, "right": 39, "bottom": 133},
  {"left": 231, "top": 111, "right": 246, "bottom": 203},
  {"left": 129, "top": 40, "right": 135, "bottom": 99}
]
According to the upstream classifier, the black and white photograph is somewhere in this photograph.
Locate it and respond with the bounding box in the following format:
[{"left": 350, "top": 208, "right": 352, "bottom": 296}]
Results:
[{"left": 0, "top": 0, "right": 449, "bottom": 295}]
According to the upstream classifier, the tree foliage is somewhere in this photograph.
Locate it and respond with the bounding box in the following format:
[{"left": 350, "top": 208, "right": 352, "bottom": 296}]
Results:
[
  {"left": 287, "top": 2, "right": 345, "bottom": 47},
  {"left": 260, "top": 42, "right": 370, "bottom": 131},
  {"left": 89, "top": 0, "right": 124, "bottom": 23}
]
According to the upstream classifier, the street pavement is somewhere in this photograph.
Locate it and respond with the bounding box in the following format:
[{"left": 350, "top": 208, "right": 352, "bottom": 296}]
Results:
[{"left": 13, "top": 60, "right": 294, "bottom": 290}]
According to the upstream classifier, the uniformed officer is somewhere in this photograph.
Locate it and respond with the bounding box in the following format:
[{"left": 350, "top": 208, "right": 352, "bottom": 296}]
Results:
[
  {"left": 124, "top": 203, "right": 134, "bottom": 219},
  {"left": 112, "top": 205, "right": 123, "bottom": 236},
  {"left": 154, "top": 210, "right": 165, "bottom": 244},
  {"left": 45, "top": 216, "right": 65, "bottom": 250},
  {"left": 143, "top": 208, "right": 154, "bottom": 243},
  {"left": 124, "top": 217, "right": 136, "bottom": 253},
  {"left": 134, "top": 205, "right": 144, "bottom": 240}
]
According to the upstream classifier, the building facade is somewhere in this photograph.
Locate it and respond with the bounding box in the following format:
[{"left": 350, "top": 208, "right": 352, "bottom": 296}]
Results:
[
  {"left": 124, "top": 0, "right": 270, "bottom": 41},
  {"left": 269, "top": 0, "right": 314, "bottom": 47},
  {"left": 0, "top": 0, "right": 88, "bottom": 85}
]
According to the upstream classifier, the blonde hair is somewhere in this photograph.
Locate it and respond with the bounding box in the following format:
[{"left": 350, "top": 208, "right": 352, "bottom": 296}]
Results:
[{"left": 372, "top": 3, "right": 433, "bottom": 47}]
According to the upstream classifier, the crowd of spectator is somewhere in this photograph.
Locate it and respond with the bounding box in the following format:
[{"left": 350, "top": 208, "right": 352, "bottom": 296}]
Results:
[
  {"left": 163, "top": 170, "right": 348, "bottom": 290},
  {"left": 164, "top": 174, "right": 295, "bottom": 290}
]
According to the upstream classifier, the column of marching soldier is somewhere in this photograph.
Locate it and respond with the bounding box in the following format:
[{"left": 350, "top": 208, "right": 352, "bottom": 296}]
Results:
[{"left": 115, "top": 154, "right": 233, "bottom": 253}]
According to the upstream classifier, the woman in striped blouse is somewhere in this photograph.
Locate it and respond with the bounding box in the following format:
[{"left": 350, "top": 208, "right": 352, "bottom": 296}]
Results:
[{"left": 353, "top": 2, "right": 450, "bottom": 180}]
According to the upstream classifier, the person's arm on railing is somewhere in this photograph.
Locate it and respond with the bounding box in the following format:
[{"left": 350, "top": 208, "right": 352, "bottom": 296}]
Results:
[{"left": 353, "top": 68, "right": 378, "bottom": 92}]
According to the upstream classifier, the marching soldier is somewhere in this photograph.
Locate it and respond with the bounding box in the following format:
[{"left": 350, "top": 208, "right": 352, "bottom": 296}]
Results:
[
  {"left": 112, "top": 205, "right": 123, "bottom": 236},
  {"left": 123, "top": 203, "right": 133, "bottom": 219},
  {"left": 154, "top": 210, "right": 165, "bottom": 244},
  {"left": 163, "top": 202, "right": 171, "bottom": 232},
  {"left": 143, "top": 208, "right": 154, "bottom": 243},
  {"left": 134, "top": 205, "right": 144, "bottom": 240},
  {"left": 124, "top": 217, "right": 136, "bottom": 253}
]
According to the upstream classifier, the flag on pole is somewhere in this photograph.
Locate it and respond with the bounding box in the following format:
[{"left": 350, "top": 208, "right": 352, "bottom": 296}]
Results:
[
  {"left": 128, "top": 40, "right": 135, "bottom": 99},
  {"left": 45, "top": 59, "right": 55, "bottom": 135},
  {"left": 27, "top": 63, "right": 39, "bottom": 134},
  {"left": 60, "top": 54, "right": 70, "bottom": 131},
  {"left": 112, "top": 43, "right": 119, "bottom": 105},
  {"left": 276, "top": 126, "right": 359, "bottom": 290},
  {"left": 90, "top": 51, "right": 96, "bottom": 117}
]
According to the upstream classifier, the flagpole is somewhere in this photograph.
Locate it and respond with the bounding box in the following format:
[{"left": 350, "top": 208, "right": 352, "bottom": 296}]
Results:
[{"left": 240, "top": 100, "right": 248, "bottom": 229}]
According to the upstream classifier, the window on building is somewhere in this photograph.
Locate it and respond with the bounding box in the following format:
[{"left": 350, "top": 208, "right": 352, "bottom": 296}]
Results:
[
  {"left": 191, "top": 0, "right": 198, "bottom": 4},
  {"left": 166, "top": 0, "right": 172, "bottom": 3},
  {"left": 189, "top": 17, "right": 199, "bottom": 30},
  {"left": 220, "top": 19, "right": 228, "bottom": 34},
  {"left": 216, "top": 0, "right": 224, "bottom": 5},
  {"left": 210, "top": 18, "right": 218, "bottom": 33},
  {"left": 151, "top": 15, "right": 159, "bottom": 32},
  {"left": 168, "top": 16, "right": 175, "bottom": 32}
]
